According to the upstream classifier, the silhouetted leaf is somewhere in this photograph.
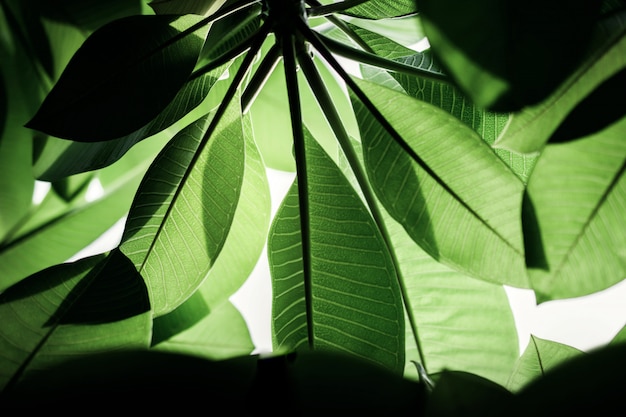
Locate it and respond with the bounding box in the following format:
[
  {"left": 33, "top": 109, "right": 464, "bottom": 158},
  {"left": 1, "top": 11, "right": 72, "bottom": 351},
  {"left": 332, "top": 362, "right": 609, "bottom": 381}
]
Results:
[
  {"left": 26, "top": 15, "right": 209, "bottom": 141},
  {"left": 417, "top": 0, "right": 601, "bottom": 111},
  {"left": 0, "top": 250, "right": 151, "bottom": 392}
]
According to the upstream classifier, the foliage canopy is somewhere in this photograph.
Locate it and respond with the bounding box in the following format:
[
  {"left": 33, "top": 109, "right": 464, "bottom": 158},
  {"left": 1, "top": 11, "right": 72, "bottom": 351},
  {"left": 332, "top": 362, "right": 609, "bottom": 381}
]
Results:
[{"left": 1, "top": 0, "right": 625, "bottom": 413}]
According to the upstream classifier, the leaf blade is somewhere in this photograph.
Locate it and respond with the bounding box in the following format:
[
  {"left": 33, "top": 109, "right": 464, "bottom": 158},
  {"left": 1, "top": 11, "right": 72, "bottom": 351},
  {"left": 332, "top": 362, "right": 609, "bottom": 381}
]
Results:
[{"left": 26, "top": 14, "right": 208, "bottom": 141}]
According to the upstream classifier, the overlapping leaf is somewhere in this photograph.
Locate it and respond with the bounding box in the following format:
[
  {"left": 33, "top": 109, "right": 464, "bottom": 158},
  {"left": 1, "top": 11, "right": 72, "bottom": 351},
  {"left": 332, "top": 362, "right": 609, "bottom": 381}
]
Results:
[
  {"left": 385, "top": 217, "right": 519, "bottom": 386},
  {"left": 496, "top": 12, "right": 626, "bottom": 153},
  {"left": 523, "top": 115, "right": 626, "bottom": 302},
  {"left": 120, "top": 98, "right": 245, "bottom": 317},
  {"left": 340, "top": 0, "right": 419, "bottom": 19},
  {"left": 416, "top": 0, "right": 601, "bottom": 110},
  {"left": 150, "top": 113, "right": 269, "bottom": 357},
  {"left": 0, "top": 135, "right": 163, "bottom": 292},
  {"left": 506, "top": 336, "right": 582, "bottom": 392},
  {"left": 0, "top": 250, "right": 152, "bottom": 392},
  {"left": 33, "top": 67, "right": 229, "bottom": 180},
  {"left": 26, "top": 14, "right": 209, "bottom": 141},
  {"left": 351, "top": 77, "right": 528, "bottom": 287},
  {"left": 269, "top": 129, "right": 405, "bottom": 374}
]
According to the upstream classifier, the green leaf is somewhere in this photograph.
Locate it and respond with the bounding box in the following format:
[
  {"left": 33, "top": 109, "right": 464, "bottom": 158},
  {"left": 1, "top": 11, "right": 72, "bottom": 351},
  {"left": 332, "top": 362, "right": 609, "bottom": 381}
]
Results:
[
  {"left": 150, "top": 0, "right": 227, "bottom": 16},
  {"left": 502, "top": 343, "right": 626, "bottom": 416},
  {"left": 26, "top": 14, "right": 209, "bottom": 141},
  {"left": 351, "top": 77, "right": 528, "bottom": 287},
  {"left": 0, "top": 134, "right": 163, "bottom": 292},
  {"left": 152, "top": 299, "right": 254, "bottom": 360},
  {"left": 495, "top": 15, "right": 626, "bottom": 153},
  {"left": 416, "top": 0, "right": 601, "bottom": 111},
  {"left": 269, "top": 129, "right": 405, "bottom": 374},
  {"left": 522, "top": 115, "right": 626, "bottom": 302},
  {"left": 341, "top": 0, "right": 419, "bottom": 19},
  {"left": 381, "top": 58, "right": 537, "bottom": 183},
  {"left": 33, "top": 67, "right": 228, "bottom": 180},
  {"left": 506, "top": 336, "right": 583, "bottom": 393},
  {"left": 150, "top": 111, "right": 268, "bottom": 357},
  {"left": 120, "top": 106, "right": 245, "bottom": 317},
  {"left": 0, "top": 250, "right": 152, "bottom": 393},
  {"left": 386, "top": 217, "right": 519, "bottom": 387}
]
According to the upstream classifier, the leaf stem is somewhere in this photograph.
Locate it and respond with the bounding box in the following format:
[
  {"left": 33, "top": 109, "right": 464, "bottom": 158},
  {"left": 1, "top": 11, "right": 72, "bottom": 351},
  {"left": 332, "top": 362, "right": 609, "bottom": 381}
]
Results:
[
  {"left": 297, "top": 46, "right": 428, "bottom": 372},
  {"left": 281, "top": 29, "right": 315, "bottom": 349},
  {"left": 318, "top": 33, "right": 448, "bottom": 83},
  {"left": 300, "top": 20, "right": 523, "bottom": 259},
  {"left": 305, "top": 0, "right": 373, "bottom": 52},
  {"left": 241, "top": 43, "right": 282, "bottom": 113}
]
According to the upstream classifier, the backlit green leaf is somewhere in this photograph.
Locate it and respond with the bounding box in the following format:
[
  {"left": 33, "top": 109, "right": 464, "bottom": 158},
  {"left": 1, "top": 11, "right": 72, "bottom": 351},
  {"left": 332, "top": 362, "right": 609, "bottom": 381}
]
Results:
[
  {"left": 341, "top": 0, "right": 418, "bottom": 19},
  {"left": 523, "top": 115, "right": 626, "bottom": 302},
  {"left": 506, "top": 336, "right": 583, "bottom": 393},
  {"left": 352, "top": 77, "right": 528, "bottom": 287},
  {"left": 120, "top": 102, "right": 245, "bottom": 316},
  {"left": 269, "top": 129, "right": 405, "bottom": 374}
]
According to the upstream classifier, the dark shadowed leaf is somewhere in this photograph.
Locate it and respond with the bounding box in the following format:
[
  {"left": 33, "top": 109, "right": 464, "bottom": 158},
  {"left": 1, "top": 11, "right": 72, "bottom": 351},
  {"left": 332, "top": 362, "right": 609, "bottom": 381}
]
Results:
[
  {"left": 0, "top": 250, "right": 151, "bottom": 392},
  {"left": 33, "top": 66, "right": 229, "bottom": 180},
  {"left": 495, "top": 12, "right": 626, "bottom": 153},
  {"left": 416, "top": 0, "right": 601, "bottom": 111},
  {"left": 26, "top": 14, "right": 209, "bottom": 141}
]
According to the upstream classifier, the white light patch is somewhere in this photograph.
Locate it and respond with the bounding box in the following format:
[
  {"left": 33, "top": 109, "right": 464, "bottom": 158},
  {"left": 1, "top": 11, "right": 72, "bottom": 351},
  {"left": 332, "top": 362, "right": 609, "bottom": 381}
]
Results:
[
  {"left": 85, "top": 178, "right": 105, "bottom": 202},
  {"left": 32, "top": 180, "right": 51, "bottom": 205}
]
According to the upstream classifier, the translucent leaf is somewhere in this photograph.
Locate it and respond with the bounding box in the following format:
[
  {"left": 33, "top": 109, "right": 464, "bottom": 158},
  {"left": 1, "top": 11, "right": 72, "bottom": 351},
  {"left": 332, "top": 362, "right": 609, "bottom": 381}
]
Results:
[
  {"left": 340, "top": 0, "right": 418, "bottom": 19},
  {"left": 386, "top": 217, "right": 519, "bottom": 387},
  {"left": 120, "top": 101, "right": 245, "bottom": 316},
  {"left": 269, "top": 129, "right": 405, "bottom": 374},
  {"left": 523, "top": 115, "right": 626, "bottom": 302},
  {"left": 0, "top": 250, "right": 152, "bottom": 392},
  {"left": 506, "top": 336, "right": 583, "bottom": 393},
  {"left": 0, "top": 135, "right": 164, "bottom": 292},
  {"left": 351, "top": 77, "right": 528, "bottom": 287},
  {"left": 150, "top": 0, "right": 227, "bottom": 16},
  {"left": 152, "top": 299, "right": 254, "bottom": 360},
  {"left": 26, "top": 15, "right": 209, "bottom": 141}
]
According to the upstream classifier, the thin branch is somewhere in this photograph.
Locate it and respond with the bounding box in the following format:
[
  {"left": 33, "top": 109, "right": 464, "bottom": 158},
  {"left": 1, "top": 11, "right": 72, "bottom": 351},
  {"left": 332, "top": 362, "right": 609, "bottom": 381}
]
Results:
[
  {"left": 306, "top": 0, "right": 373, "bottom": 53},
  {"left": 297, "top": 46, "right": 428, "bottom": 371},
  {"left": 281, "top": 29, "right": 315, "bottom": 349}
]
